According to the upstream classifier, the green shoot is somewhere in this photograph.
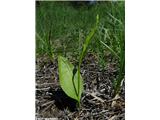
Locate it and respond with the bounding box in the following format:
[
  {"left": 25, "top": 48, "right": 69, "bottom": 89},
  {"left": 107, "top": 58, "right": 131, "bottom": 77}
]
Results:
[
  {"left": 58, "top": 14, "right": 99, "bottom": 108},
  {"left": 77, "top": 14, "right": 99, "bottom": 106}
]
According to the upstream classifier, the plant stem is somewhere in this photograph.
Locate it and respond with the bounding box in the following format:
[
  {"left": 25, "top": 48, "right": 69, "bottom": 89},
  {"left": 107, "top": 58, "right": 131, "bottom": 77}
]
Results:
[
  {"left": 72, "top": 70, "right": 79, "bottom": 98},
  {"left": 77, "top": 14, "right": 99, "bottom": 106},
  {"left": 77, "top": 59, "right": 82, "bottom": 102}
]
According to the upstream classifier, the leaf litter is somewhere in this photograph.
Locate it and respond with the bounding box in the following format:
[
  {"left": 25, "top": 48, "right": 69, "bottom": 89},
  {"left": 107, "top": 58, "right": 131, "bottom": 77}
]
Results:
[{"left": 36, "top": 53, "right": 125, "bottom": 120}]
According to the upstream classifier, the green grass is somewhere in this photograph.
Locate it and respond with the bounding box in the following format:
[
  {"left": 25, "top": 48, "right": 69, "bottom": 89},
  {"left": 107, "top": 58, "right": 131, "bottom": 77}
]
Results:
[{"left": 36, "top": 1, "right": 125, "bottom": 94}]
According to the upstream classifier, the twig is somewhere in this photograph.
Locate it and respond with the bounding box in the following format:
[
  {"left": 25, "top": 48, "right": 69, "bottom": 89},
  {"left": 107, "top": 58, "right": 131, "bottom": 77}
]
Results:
[
  {"left": 36, "top": 83, "right": 54, "bottom": 86},
  {"left": 36, "top": 87, "right": 51, "bottom": 91},
  {"left": 85, "top": 91, "right": 105, "bottom": 103},
  {"left": 40, "top": 103, "right": 53, "bottom": 114},
  {"left": 105, "top": 94, "right": 121, "bottom": 103},
  {"left": 41, "top": 101, "right": 54, "bottom": 107}
]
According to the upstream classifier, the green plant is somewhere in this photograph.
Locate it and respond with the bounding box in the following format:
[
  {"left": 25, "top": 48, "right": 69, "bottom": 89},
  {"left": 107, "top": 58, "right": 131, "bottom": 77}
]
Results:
[
  {"left": 36, "top": 2, "right": 125, "bottom": 65},
  {"left": 58, "top": 15, "right": 99, "bottom": 107},
  {"left": 99, "top": 12, "right": 125, "bottom": 96},
  {"left": 100, "top": 39, "right": 124, "bottom": 95},
  {"left": 36, "top": 29, "right": 54, "bottom": 59},
  {"left": 58, "top": 56, "right": 83, "bottom": 103},
  {"left": 114, "top": 30, "right": 125, "bottom": 95}
]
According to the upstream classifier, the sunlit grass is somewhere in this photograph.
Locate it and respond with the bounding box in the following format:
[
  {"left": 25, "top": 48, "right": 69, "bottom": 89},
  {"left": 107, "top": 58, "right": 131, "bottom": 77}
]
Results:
[{"left": 36, "top": 1, "right": 125, "bottom": 94}]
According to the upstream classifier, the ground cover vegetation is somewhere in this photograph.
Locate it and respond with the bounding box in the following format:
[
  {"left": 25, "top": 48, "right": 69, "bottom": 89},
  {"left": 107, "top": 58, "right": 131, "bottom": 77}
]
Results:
[{"left": 36, "top": 1, "right": 125, "bottom": 119}]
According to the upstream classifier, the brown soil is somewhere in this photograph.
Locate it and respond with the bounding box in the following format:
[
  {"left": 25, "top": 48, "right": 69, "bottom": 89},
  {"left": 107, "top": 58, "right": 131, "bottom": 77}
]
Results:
[{"left": 36, "top": 53, "right": 125, "bottom": 120}]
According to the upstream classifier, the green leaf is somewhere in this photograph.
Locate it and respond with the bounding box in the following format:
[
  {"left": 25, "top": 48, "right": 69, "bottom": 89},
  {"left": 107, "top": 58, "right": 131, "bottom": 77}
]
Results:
[
  {"left": 58, "top": 55, "right": 83, "bottom": 102},
  {"left": 99, "top": 40, "right": 120, "bottom": 59},
  {"left": 79, "top": 14, "right": 99, "bottom": 64}
]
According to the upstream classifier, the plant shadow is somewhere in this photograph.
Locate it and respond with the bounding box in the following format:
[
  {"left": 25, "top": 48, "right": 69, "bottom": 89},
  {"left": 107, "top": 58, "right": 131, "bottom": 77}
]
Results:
[{"left": 49, "top": 88, "right": 78, "bottom": 112}]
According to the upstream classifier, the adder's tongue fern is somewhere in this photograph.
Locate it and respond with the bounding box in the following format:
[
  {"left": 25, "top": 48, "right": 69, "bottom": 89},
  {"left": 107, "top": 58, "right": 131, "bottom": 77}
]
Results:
[{"left": 58, "top": 15, "right": 99, "bottom": 108}]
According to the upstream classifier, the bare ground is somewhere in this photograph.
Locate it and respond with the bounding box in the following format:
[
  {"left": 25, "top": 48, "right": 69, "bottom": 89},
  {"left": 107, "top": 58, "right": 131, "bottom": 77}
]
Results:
[{"left": 36, "top": 53, "right": 125, "bottom": 120}]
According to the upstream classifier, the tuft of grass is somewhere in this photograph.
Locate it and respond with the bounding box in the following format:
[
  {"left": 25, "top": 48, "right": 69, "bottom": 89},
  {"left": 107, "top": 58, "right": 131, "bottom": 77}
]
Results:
[
  {"left": 36, "top": 31, "right": 54, "bottom": 60},
  {"left": 99, "top": 10, "right": 125, "bottom": 95}
]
